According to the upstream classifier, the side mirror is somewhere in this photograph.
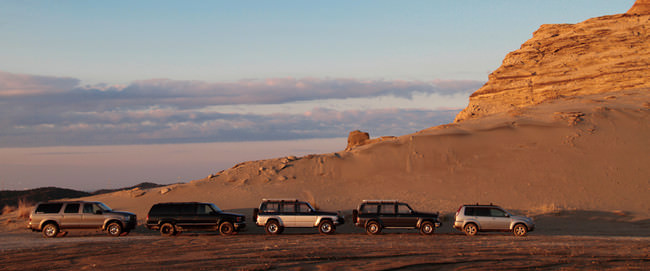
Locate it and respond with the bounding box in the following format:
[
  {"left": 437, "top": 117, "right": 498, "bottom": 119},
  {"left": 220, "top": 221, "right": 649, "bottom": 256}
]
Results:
[{"left": 95, "top": 210, "right": 103, "bottom": 215}]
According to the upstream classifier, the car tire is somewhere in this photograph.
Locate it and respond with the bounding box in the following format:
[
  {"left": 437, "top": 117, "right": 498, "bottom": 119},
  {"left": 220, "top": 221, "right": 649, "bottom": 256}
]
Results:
[
  {"left": 464, "top": 223, "right": 478, "bottom": 236},
  {"left": 365, "top": 221, "right": 382, "bottom": 235},
  {"left": 107, "top": 222, "right": 123, "bottom": 237},
  {"left": 42, "top": 223, "right": 59, "bottom": 238},
  {"left": 160, "top": 222, "right": 176, "bottom": 236},
  {"left": 513, "top": 223, "right": 528, "bottom": 237},
  {"left": 318, "top": 220, "right": 335, "bottom": 234},
  {"left": 420, "top": 221, "right": 435, "bottom": 235},
  {"left": 265, "top": 220, "right": 282, "bottom": 235},
  {"left": 219, "top": 221, "right": 235, "bottom": 235}
]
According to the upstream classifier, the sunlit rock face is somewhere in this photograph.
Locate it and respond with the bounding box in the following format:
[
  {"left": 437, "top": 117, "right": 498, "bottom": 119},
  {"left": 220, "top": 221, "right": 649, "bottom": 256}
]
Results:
[
  {"left": 628, "top": 0, "right": 650, "bottom": 15},
  {"left": 455, "top": 1, "right": 650, "bottom": 122}
]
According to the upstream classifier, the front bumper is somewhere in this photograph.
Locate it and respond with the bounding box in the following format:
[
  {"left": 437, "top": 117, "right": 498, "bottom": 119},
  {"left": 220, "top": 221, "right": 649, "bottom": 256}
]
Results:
[{"left": 234, "top": 222, "right": 246, "bottom": 231}]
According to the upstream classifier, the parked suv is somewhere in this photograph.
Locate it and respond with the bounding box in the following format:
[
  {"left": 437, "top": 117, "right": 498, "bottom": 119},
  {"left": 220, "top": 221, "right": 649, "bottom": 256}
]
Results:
[
  {"left": 145, "top": 202, "right": 245, "bottom": 236},
  {"left": 454, "top": 204, "right": 535, "bottom": 236},
  {"left": 254, "top": 199, "right": 344, "bottom": 234},
  {"left": 27, "top": 201, "right": 137, "bottom": 238},
  {"left": 352, "top": 200, "right": 441, "bottom": 235}
]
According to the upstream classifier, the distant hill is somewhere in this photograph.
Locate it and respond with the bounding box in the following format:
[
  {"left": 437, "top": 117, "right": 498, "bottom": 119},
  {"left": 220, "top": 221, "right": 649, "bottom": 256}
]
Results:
[
  {"left": 0, "top": 182, "right": 167, "bottom": 209},
  {"left": 0, "top": 187, "right": 91, "bottom": 208},
  {"left": 92, "top": 182, "right": 166, "bottom": 195}
]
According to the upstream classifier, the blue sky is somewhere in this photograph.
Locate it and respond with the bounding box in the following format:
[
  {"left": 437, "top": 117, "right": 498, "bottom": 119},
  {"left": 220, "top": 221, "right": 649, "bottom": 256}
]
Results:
[
  {"left": 1, "top": 1, "right": 632, "bottom": 83},
  {"left": 0, "top": 1, "right": 634, "bottom": 190}
]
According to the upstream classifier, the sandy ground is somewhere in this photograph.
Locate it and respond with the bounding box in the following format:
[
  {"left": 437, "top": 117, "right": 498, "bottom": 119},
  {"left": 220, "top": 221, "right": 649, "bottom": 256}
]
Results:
[{"left": 1, "top": 211, "right": 649, "bottom": 270}]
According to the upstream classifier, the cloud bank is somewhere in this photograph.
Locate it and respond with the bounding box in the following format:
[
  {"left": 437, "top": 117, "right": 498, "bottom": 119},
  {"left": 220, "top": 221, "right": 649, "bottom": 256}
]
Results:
[{"left": 0, "top": 71, "right": 483, "bottom": 147}]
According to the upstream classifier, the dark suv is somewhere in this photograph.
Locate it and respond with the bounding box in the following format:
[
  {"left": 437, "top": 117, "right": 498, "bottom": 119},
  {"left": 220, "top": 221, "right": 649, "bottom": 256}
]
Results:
[
  {"left": 145, "top": 202, "right": 245, "bottom": 236},
  {"left": 352, "top": 200, "right": 441, "bottom": 235}
]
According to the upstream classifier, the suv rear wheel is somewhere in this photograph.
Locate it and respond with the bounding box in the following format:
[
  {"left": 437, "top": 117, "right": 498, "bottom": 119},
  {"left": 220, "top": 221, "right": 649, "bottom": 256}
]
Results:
[
  {"left": 365, "top": 221, "right": 382, "bottom": 235},
  {"left": 219, "top": 221, "right": 235, "bottom": 235},
  {"left": 265, "top": 220, "right": 282, "bottom": 235},
  {"left": 464, "top": 223, "right": 478, "bottom": 236},
  {"left": 160, "top": 222, "right": 176, "bottom": 236},
  {"left": 107, "top": 222, "right": 123, "bottom": 237},
  {"left": 420, "top": 221, "right": 435, "bottom": 235},
  {"left": 318, "top": 220, "right": 335, "bottom": 234},
  {"left": 513, "top": 223, "right": 528, "bottom": 236},
  {"left": 42, "top": 223, "right": 59, "bottom": 238}
]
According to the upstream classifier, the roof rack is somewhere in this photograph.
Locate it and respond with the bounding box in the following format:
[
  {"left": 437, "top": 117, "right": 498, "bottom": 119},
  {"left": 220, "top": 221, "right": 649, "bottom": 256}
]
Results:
[
  {"left": 362, "top": 199, "right": 399, "bottom": 203},
  {"left": 262, "top": 198, "right": 300, "bottom": 202}
]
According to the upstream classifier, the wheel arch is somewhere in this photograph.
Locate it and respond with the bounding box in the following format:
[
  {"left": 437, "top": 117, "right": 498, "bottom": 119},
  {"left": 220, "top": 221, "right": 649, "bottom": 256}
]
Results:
[{"left": 103, "top": 219, "right": 123, "bottom": 230}]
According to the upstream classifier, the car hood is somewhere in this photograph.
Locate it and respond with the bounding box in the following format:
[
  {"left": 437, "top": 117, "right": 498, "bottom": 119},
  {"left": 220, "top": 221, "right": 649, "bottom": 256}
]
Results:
[
  {"left": 109, "top": 211, "right": 136, "bottom": 216},
  {"left": 413, "top": 211, "right": 439, "bottom": 218},
  {"left": 312, "top": 211, "right": 339, "bottom": 216},
  {"left": 220, "top": 212, "right": 245, "bottom": 218},
  {"left": 511, "top": 215, "right": 533, "bottom": 222}
]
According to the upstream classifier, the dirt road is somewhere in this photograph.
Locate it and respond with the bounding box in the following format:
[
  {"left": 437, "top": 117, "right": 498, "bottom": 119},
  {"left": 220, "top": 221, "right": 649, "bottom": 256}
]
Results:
[{"left": 1, "top": 230, "right": 648, "bottom": 270}]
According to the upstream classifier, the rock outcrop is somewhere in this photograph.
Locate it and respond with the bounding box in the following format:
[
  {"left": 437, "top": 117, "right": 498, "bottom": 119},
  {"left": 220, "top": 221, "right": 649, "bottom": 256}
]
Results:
[
  {"left": 345, "top": 130, "right": 370, "bottom": 151},
  {"left": 455, "top": 1, "right": 650, "bottom": 122},
  {"left": 628, "top": 0, "right": 650, "bottom": 15}
]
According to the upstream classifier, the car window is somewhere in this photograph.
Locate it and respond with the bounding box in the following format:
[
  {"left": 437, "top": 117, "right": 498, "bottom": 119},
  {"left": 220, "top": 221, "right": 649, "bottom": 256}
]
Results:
[
  {"left": 475, "top": 207, "right": 491, "bottom": 216},
  {"left": 464, "top": 207, "right": 475, "bottom": 216},
  {"left": 35, "top": 203, "right": 63, "bottom": 214},
  {"left": 490, "top": 208, "right": 507, "bottom": 217},
  {"left": 298, "top": 203, "right": 313, "bottom": 213},
  {"left": 262, "top": 202, "right": 279, "bottom": 212},
  {"left": 64, "top": 203, "right": 80, "bottom": 213},
  {"left": 197, "top": 204, "right": 213, "bottom": 215},
  {"left": 179, "top": 204, "right": 195, "bottom": 214},
  {"left": 361, "top": 204, "right": 379, "bottom": 214},
  {"left": 282, "top": 203, "right": 296, "bottom": 213},
  {"left": 397, "top": 204, "right": 412, "bottom": 214},
  {"left": 380, "top": 203, "right": 395, "bottom": 214},
  {"left": 83, "top": 203, "right": 101, "bottom": 214}
]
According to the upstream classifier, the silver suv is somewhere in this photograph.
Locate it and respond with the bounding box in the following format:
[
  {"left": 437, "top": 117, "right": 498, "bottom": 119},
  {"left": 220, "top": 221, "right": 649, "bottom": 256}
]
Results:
[
  {"left": 28, "top": 201, "right": 137, "bottom": 238},
  {"left": 253, "top": 199, "right": 344, "bottom": 234},
  {"left": 454, "top": 204, "right": 534, "bottom": 236}
]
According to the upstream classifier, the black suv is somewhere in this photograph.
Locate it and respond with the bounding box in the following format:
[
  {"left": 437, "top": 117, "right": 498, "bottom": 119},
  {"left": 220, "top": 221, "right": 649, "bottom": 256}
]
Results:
[
  {"left": 352, "top": 200, "right": 441, "bottom": 235},
  {"left": 145, "top": 202, "right": 245, "bottom": 236}
]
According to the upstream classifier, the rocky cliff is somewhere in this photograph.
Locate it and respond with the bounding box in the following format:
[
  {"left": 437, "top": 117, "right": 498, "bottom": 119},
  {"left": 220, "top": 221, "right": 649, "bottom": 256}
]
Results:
[{"left": 455, "top": 4, "right": 650, "bottom": 122}]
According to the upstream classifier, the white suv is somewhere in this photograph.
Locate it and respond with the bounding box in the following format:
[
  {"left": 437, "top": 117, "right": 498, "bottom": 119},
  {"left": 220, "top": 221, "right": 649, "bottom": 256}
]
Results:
[
  {"left": 253, "top": 199, "right": 344, "bottom": 234},
  {"left": 454, "top": 204, "right": 534, "bottom": 236}
]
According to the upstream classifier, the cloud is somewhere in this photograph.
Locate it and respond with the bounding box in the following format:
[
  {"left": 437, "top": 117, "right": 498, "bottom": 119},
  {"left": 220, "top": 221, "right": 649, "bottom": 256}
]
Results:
[{"left": 0, "top": 71, "right": 481, "bottom": 147}]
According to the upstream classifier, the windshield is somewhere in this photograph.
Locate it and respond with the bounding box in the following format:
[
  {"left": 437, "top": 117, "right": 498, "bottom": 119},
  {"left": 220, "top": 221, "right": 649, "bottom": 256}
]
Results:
[
  {"left": 208, "top": 203, "right": 222, "bottom": 213},
  {"left": 96, "top": 202, "right": 112, "bottom": 212}
]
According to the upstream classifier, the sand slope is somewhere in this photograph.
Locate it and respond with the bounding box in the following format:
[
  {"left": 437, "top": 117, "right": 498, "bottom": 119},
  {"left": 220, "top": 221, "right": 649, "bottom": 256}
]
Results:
[{"left": 81, "top": 88, "right": 649, "bottom": 219}]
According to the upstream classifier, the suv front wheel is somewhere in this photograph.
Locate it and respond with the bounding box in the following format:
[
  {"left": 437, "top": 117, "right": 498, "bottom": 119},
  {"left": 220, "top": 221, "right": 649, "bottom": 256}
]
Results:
[
  {"left": 513, "top": 224, "right": 528, "bottom": 236},
  {"left": 219, "top": 222, "right": 235, "bottom": 235},
  {"left": 420, "top": 221, "right": 435, "bottom": 235},
  {"left": 107, "top": 222, "right": 123, "bottom": 237},
  {"left": 318, "top": 220, "right": 335, "bottom": 234}
]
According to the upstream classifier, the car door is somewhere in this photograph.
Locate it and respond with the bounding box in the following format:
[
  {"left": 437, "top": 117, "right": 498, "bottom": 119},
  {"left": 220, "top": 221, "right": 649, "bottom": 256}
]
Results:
[
  {"left": 473, "top": 207, "right": 492, "bottom": 229},
  {"left": 278, "top": 202, "right": 297, "bottom": 227},
  {"left": 82, "top": 203, "right": 106, "bottom": 228},
  {"left": 176, "top": 204, "right": 199, "bottom": 229},
  {"left": 61, "top": 203, "right": 82, "bottom": 229},
  {"left": 489, "top": 207, "right": 511, "bottom": 230},
  {"left": 379, "top": 203, "right": 399, "bottom": 227},
  {"left": 295, "top": 202, "right": 317, "bottom": 227},
  {"left": 395, "top": 203, "right": 419, "bottom": 228},
  {"left": 195, "top": 204, "right": 218, "bottom": 230}
]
